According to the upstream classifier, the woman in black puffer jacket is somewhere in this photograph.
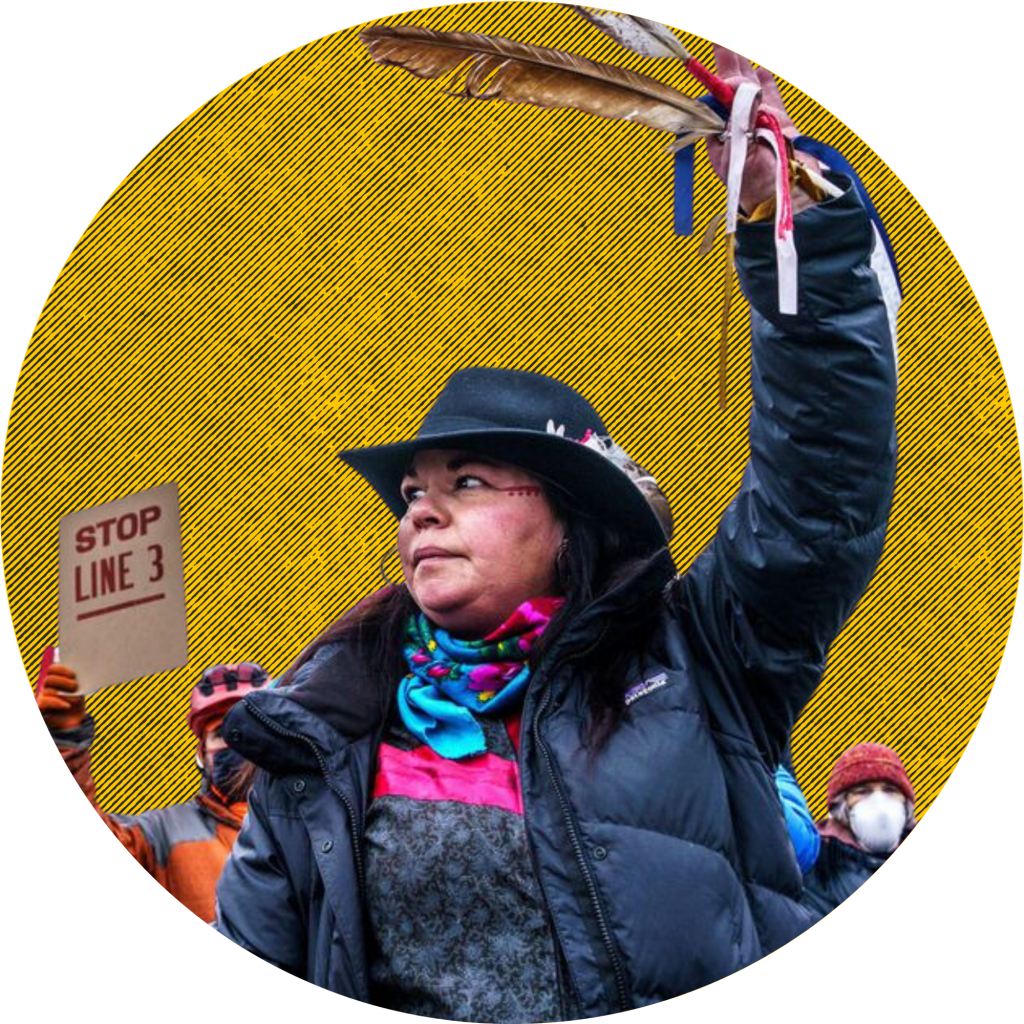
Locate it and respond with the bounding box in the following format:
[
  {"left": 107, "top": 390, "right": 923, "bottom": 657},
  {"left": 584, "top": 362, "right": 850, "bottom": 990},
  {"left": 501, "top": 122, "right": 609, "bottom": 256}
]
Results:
[{"left": 213, "top": 48, "right": 898, "bottom": 1021}]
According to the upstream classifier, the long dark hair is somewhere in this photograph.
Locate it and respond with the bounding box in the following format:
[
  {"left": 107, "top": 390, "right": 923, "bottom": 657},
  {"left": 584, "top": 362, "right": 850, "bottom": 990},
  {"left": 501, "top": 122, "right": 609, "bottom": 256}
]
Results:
[
  {"left": 231, "top": 586, "right": 420, "bottom": 796},
  {"left": 535, "top": 485, "right": 665, "bottom": 746}
]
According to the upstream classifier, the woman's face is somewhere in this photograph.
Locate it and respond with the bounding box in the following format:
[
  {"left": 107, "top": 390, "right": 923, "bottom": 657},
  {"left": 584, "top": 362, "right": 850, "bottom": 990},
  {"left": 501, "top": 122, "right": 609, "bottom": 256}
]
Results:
[{"left": 397, "top": 449, "right": 564, "bottom": 637}]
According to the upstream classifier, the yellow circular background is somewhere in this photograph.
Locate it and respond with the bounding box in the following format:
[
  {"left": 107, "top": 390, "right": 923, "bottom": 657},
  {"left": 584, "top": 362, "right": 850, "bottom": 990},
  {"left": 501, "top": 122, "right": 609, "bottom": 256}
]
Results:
[{"left": 2, "top": 0, "right": 1020, "bottom": 828}]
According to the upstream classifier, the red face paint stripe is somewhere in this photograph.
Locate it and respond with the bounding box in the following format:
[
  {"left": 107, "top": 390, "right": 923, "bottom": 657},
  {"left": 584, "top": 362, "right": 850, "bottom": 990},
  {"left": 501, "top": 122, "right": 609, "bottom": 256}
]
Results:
[{"left": 495, "top": 485, "right": 542, "bottom": 497}]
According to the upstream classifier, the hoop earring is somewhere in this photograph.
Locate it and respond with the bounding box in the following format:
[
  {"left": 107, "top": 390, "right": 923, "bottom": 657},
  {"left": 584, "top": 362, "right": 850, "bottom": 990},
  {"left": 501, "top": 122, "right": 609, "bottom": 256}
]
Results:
[{"left": 379, "top": 544, "right": 402, "bottom": 587}]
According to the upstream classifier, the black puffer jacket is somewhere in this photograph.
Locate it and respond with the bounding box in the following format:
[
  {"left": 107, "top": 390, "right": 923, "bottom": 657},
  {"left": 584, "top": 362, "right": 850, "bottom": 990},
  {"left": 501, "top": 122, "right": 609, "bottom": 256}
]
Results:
[
  {"left": 802, "top": 837, "right": 889, "bottom": 916},
  {"left": 214, "top": 178, "right": 898, "bottom": 1015}
]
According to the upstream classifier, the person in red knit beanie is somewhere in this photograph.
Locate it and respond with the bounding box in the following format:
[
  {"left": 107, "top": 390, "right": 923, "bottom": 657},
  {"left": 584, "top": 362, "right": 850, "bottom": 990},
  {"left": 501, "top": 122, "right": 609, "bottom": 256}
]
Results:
[{"left": 802, "top": 742, "right": 916, "bottom": 916}]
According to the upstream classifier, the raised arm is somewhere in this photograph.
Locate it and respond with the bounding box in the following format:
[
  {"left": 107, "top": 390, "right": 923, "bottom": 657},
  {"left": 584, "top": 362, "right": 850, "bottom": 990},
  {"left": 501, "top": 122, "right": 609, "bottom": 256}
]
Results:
[
  {"left": 676, "top": 52, "right": 898, "bottom": 762},
  {"left": 39, "top": 660, "right": 162, "bottom": 873}
]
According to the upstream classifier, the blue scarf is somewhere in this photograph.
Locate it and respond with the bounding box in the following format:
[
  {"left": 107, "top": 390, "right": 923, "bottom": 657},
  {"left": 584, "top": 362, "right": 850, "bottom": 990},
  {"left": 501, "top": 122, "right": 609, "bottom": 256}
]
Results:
[{"left": 396, "top": 597, "right": 563, "bottom": 760}]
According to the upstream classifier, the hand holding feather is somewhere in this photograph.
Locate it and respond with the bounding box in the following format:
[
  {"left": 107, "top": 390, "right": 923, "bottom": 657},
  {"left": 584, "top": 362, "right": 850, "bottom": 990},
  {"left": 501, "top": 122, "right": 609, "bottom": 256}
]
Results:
[
  {"left": 558, "top": 11, "right": 821, "bottom": 214},
  {"left": 703, "top": 46, "right": 820, "bottom": 215}
]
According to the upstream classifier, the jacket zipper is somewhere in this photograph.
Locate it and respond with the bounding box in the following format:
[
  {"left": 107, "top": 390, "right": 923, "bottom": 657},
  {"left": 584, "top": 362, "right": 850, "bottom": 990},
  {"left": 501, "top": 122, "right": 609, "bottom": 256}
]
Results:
[
  {"left": 529, "top": 632, "right": 631, "bottom": 1015},
  {"left": 520, "top": 769, "right": 581, "bottom": 1020},
  {"left": 245, "top": 697, "right": 366, "bottom": 901}
]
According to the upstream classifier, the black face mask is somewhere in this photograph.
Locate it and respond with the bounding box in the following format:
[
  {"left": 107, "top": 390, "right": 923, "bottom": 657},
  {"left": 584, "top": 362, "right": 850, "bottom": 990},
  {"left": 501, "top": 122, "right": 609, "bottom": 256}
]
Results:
[{"left": 210, "top": 747, "right": 247, "bottom": 799}]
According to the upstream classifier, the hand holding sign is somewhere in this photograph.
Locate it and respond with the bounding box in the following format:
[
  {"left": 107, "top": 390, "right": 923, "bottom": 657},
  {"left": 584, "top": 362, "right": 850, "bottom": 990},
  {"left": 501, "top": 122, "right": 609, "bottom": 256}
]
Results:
[
  {"left": 58, "top": 483, "right": 189, "bottom": 695},
  {"left": 37, "top": 661, "right": 85, "bottom": 731}
]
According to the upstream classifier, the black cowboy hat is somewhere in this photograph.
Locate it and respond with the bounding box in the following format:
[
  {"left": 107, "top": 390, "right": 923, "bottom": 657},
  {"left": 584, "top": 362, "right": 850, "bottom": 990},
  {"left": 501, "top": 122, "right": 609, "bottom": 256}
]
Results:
[{"left": 335, "top": 367, "right": 669, "bottom": 553}]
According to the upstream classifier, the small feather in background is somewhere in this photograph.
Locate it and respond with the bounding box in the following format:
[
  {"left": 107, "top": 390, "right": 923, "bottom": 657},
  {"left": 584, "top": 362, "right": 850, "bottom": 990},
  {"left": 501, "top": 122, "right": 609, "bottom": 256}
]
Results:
[{"left": 567, "top": 4, "right": 695, "bottom": 60}]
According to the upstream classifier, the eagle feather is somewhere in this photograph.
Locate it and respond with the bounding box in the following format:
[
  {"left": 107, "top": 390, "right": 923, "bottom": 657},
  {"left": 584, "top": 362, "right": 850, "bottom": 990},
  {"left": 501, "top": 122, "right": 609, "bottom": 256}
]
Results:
[{"left": 360, "top": 25, "right": 723, "bottom": 137}]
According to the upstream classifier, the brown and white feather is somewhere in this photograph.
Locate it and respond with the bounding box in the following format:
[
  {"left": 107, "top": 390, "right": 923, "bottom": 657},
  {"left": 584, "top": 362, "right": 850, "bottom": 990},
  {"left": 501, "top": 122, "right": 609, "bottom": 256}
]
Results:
[{"left": 360, "top": 25, "right": 722, "bottom": 136}]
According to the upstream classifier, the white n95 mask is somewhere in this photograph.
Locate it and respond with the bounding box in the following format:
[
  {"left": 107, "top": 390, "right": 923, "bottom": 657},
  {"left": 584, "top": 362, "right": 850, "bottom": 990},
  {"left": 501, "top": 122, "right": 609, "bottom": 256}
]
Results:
[{"left": 849, "top": 791, "right": 907, "bottom": 854}]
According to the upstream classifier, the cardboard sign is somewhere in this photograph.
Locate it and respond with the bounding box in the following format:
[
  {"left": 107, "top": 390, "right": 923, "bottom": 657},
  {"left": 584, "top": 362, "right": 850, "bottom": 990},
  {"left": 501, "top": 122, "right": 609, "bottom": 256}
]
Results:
[{"left": 58, "top": 483, "right": 188, "bottom": 695}]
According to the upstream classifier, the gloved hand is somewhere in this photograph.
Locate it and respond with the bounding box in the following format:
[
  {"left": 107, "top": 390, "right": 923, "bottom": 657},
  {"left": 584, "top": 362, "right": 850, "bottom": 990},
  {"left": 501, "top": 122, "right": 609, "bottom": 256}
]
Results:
[
  {"left": 38, "top": 664, "right": 86, "bottom": 731},
  {"left": 703, "top": 46, "right": 821, "bottom": 215}
]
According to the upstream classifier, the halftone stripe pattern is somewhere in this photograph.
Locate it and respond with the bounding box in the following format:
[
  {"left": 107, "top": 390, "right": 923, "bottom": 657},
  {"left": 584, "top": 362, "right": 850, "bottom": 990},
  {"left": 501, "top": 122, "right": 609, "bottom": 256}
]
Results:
[{"left": 2, "top": 2, "right": 1019, "bottom": 819}]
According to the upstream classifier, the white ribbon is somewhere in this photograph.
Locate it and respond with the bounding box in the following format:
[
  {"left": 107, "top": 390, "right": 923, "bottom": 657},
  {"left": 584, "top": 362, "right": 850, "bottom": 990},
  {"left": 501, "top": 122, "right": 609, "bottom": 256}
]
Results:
[
  {"left": 724, "top": 81, "right": 760, "bottom": 237},
  {"left": 755, "top": 125, "right": 798, "bottom": 315}
]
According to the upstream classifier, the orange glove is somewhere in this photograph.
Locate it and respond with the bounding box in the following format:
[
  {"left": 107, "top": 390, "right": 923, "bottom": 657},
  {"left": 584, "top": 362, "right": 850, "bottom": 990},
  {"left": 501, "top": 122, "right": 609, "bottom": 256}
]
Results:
[{"left": 38, "top": 664, "right": 86, "bottom": 731}]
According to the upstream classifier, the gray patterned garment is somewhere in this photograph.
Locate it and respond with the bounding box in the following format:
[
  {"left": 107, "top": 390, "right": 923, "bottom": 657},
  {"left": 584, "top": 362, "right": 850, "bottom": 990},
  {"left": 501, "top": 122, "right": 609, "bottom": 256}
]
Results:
[{"left": 364, "top": 713, "right": 562, "bottom": 1023}]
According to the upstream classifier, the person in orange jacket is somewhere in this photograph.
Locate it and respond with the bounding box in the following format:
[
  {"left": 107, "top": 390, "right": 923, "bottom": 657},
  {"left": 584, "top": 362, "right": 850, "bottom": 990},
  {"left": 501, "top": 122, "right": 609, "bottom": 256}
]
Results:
[{"left": 39, "top": 660, "right": 270, "bottom": 922}]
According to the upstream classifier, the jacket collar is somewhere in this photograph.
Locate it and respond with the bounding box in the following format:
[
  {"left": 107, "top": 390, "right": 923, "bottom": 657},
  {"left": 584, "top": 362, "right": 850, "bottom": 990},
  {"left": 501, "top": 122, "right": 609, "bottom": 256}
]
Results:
[
  {"left": 224, "top": 683, "right": 369, "bottom": 778},
  {"left": 817, "top": 816, "right": 907, "bottom": 865}
]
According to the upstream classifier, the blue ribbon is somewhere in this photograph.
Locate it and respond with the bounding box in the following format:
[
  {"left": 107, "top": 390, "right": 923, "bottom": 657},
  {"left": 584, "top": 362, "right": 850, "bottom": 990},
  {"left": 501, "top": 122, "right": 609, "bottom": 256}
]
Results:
[
  {"left": 671, "top": 96, "right": 902, "bottom": 299},
  {"left": 673, "top": 94, "right": 727, "bottom": 236},
  {"left": 791, "top": 135, "right": 903, "bottom": 297}
]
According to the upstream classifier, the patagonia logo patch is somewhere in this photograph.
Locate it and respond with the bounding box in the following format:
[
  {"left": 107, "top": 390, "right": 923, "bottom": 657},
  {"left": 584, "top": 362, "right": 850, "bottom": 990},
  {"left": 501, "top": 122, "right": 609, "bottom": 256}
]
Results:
[{"left": 625, "top": 672, "right": 669, "bottom": 706}]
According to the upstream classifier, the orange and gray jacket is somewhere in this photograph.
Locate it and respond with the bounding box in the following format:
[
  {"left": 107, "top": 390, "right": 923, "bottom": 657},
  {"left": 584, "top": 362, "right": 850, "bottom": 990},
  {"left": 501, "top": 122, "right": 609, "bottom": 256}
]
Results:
[{"left": 52, "top": 715, "right": 246, "bottom": 923}]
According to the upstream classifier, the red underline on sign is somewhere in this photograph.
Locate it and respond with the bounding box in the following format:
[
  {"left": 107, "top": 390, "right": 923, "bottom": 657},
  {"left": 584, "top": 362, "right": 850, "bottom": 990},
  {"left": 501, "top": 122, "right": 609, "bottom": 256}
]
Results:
[{"left": 76, "top": 593, "right": 166, "bottom": 621}]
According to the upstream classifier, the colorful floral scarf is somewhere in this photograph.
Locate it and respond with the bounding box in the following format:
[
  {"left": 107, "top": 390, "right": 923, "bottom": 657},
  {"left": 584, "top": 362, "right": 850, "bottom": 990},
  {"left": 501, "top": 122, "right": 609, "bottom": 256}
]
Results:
[{"left": 396, "top": 596, "right": 564, "bottom": 760}]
